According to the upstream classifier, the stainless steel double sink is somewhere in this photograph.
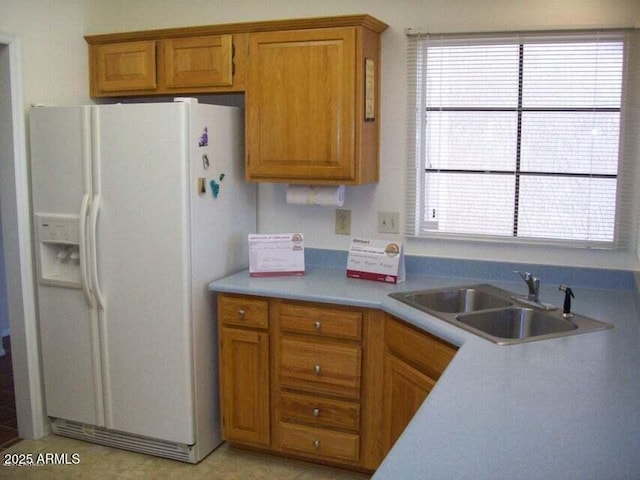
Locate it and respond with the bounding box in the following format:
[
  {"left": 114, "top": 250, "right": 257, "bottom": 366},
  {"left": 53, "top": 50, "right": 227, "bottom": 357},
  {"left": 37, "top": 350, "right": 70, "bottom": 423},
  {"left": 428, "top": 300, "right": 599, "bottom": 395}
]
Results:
[{"left": 389, "top": 284, "right": 613, "bottom": 345}]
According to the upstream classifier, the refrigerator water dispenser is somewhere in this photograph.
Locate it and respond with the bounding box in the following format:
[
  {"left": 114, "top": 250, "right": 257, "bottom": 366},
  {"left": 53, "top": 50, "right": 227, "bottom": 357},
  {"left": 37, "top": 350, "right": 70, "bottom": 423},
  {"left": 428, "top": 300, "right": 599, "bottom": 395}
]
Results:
[{"left": 35, "top": 214, "right": 82, "bottom": 288}]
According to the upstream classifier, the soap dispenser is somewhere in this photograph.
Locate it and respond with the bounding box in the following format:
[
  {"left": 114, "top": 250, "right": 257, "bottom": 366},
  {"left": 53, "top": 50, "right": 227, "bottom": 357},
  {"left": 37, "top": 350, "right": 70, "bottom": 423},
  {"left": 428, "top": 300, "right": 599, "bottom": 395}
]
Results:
[{"left": 558, "top": 285, "right": 575, "bottom": 318}]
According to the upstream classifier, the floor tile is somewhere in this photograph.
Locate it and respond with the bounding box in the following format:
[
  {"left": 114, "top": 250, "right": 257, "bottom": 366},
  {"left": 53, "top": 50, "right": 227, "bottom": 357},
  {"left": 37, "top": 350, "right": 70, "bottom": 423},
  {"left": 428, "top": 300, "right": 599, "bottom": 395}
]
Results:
[{"left": 1, "top": 436, "right": 372, "bottom": 479}]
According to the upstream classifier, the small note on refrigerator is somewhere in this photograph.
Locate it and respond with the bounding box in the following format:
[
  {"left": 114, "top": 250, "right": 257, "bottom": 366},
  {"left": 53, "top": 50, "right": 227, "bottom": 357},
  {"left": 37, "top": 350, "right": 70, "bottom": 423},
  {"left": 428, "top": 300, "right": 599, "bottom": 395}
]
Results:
[{"left": 249, "top": 233, "right": 305, "bottom": 277}]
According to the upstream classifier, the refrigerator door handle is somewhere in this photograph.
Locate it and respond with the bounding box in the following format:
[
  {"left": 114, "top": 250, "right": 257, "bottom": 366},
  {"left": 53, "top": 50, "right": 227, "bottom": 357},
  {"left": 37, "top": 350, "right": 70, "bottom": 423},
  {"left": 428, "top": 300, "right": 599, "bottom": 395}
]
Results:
[
  {"left": 89, "top": 193, "right": 105, "bottom": 309},
  {"left": 79, "top": 193, "right": 95, "bottom": 307}
]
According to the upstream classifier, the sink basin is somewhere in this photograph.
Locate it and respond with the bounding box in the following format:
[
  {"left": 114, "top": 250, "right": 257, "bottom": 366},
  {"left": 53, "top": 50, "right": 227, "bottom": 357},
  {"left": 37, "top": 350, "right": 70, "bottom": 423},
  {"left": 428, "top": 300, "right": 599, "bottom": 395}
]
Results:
[
  {"left": 389, "top": 283, "right": 613, "bottom": 345},
  {"left": 389, "top": 285, "right": 512, "bottom": 314},
  {"left": 456, "top": 307, "right": 577, "bottom": 341}
]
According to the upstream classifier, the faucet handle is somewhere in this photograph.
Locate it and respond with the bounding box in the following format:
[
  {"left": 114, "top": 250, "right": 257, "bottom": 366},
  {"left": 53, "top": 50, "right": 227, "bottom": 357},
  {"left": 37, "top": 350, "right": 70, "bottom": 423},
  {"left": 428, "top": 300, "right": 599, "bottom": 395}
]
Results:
[{"left": 514, "top": 270, "right": 531, "bottom": 281}]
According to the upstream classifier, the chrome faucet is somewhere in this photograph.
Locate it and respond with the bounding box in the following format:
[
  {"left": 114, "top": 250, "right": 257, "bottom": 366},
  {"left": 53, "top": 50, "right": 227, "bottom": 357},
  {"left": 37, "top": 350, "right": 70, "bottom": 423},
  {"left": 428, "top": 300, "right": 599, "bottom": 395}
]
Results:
[{"left": 515, "top": 271, "right": 540, "bottom": 302}]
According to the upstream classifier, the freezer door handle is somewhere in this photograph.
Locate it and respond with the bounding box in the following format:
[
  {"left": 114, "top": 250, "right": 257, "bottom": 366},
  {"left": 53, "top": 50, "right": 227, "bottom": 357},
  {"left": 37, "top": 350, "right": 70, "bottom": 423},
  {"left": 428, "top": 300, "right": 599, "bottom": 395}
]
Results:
[
  {"left": 89, "top": 193, "right": 105, "bottom": 309},
  {"left": 79, "top": 193, "right": 95, "bottom": 307}
]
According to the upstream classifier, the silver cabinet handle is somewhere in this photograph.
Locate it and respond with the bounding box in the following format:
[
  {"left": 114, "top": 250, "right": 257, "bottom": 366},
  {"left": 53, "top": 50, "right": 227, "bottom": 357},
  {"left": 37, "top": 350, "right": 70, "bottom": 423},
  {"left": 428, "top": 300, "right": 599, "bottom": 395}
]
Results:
[
  {"left": 313, "top": 321, "right": 321, "bottom": 330},
  {"left": 314, "top": 365, "right": 321, "bottom": 375},
  {"left": 312, "top": 408, "right": 320, "bottom": 417},
  {"left": 313, "top": 439, "right": 320, "bottom": 449},
  {"left": 237, "top": 309, "right": 245, "bottom": 319}
]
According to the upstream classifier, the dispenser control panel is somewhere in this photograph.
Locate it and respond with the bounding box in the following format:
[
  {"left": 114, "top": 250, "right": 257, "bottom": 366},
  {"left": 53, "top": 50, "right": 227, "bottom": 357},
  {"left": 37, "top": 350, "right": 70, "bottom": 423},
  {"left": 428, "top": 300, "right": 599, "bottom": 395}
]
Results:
[
  {"left": 34, "top": 214, "right": 82, "bottom": 288},
  {"left": 36, "top": 215, "right": 79, "bottom": 244}
]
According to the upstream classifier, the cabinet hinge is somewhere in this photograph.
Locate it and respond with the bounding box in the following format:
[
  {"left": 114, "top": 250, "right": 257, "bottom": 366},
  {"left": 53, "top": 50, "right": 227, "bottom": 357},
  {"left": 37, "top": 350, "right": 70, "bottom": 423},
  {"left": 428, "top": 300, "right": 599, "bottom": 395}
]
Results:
[{"left": 231, "top": 43, "right": 236, "bottom": 77}]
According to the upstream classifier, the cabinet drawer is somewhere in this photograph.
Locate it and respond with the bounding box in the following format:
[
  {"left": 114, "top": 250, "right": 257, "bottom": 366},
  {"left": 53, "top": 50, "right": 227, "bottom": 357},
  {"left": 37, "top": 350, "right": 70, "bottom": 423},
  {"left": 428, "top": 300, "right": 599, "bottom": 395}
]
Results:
[
  {"left": 279, "top": 422, "right": 360, "bottom": 463},
  {"left": 280, "top": 338, "right": 361, "bottom": 399},
  {"left": 280, "top": 391, "right": 360, "bottom": 431},
  {"left": 219, "top": 295, "right": 268, "bottom": 329},
  {"left": 280, "top": 303, "right": 362, "bottom": 341}
]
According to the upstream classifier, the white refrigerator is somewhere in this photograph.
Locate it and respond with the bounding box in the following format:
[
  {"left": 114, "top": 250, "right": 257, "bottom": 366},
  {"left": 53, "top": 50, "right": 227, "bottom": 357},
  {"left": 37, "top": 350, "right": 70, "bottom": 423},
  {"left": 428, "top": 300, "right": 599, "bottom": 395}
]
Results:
[{"left": 29, "top": 100, "right": 256, "bottom": 462}]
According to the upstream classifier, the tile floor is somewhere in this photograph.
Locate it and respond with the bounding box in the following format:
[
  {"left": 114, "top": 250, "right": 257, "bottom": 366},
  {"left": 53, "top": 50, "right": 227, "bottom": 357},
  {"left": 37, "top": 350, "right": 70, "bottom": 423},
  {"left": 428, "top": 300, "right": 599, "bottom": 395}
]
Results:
[
  {"left": 1, "top": 435, "right": 371, "bottom": 479},
  {"left": 0, "top": 337, "right": 20, "bottom": 451}
]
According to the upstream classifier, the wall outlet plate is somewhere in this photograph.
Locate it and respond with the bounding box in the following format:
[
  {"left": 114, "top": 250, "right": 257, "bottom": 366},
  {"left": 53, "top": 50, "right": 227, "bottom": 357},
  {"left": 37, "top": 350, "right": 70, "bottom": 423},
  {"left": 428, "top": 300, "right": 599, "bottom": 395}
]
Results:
[
  {"left": 335, "top": 209, "right": 351, "bottom": 235},
  {"left": 378, "top": 211, "right": 400, "bottom": 234}
]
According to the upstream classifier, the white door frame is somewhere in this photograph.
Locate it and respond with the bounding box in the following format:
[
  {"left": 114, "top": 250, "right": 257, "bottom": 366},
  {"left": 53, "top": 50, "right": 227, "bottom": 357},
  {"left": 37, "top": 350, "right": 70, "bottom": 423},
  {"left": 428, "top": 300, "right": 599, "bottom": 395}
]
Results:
[{"left": 0, "top": 31, "right": 47, "bottom": 440}]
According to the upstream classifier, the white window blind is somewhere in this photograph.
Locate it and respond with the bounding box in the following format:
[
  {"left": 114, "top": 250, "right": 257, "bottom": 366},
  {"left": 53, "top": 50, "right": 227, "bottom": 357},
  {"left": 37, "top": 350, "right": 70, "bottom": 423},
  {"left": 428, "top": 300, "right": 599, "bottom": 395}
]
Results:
[{"left": 406, "top": 30, "right": 638, "bottom": 248}]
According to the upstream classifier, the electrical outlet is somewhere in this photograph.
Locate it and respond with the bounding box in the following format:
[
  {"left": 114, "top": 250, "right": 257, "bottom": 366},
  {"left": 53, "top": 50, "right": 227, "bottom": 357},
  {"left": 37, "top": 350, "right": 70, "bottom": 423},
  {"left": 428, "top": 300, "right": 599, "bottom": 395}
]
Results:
[
  {"left": 335, "top": 209, "right": 351, "bottom": 235},
  {"left": 377, "top": 211, "right": 400, "bottom": 234}
]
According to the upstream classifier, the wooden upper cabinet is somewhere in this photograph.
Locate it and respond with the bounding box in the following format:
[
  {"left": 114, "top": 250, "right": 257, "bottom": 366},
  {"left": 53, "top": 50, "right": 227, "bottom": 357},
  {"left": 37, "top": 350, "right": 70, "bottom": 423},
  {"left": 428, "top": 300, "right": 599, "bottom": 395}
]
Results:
[
  {"left": 164, "top": 35, "right": 234, "bottom": 88},
  {"left": 85, "top": 15, "right": 388, "bottom": 184},
  {"left": 87, "top": 32, "right": 245, "bottom": 97},
  {"left": 91, "top": 41, "right": 157, "bottom": 94},
  {"left": 246, "top": 22, "right": 385, "bottom": 184}
]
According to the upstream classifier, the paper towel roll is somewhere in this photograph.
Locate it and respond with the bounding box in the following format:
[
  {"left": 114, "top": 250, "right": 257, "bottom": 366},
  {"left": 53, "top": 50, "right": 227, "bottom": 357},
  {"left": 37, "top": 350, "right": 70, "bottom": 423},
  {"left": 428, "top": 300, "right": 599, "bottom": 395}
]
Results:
[{"left": 286, "top": 185, "right": 346, "bottom": 207}]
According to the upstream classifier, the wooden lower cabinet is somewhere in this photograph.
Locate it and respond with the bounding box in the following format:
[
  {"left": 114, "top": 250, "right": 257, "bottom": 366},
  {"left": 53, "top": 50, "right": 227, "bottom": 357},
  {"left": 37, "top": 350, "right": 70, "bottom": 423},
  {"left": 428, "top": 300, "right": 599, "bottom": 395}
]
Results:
[
  {"left": 381, "top": 315, "right": 458, "bottom": 457},
  {"left": 272, "top": 299, "right": 366, "bottom": 468},
  {"left": 217, "top": 294, "right": 457, "bottom": 471},
  {"left": 218, "top": 295, "right": 270, "bottom": 447},
  {"left": 382, "top": 351, "right": 436, "bottom": 452}
]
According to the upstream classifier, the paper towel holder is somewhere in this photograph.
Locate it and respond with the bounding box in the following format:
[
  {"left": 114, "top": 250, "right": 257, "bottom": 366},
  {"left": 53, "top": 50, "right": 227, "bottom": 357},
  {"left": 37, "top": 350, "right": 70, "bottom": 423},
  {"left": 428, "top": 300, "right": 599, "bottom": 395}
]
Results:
[{"left": 285, "top": 184, "right": 346, "bottom": 207}]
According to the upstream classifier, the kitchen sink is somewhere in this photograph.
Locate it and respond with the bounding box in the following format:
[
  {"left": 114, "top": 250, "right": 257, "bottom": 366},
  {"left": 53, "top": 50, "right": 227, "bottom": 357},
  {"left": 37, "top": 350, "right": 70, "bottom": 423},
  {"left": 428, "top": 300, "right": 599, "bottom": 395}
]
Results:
[
  {"left": 391, "top": 286, "right": 512, "bottom": 314},
  {"left": 389, "top": 284, "right": 613, "bottom": 345},
  {"left": 457, "top": 307, "right": 577, "bottom": 340}
]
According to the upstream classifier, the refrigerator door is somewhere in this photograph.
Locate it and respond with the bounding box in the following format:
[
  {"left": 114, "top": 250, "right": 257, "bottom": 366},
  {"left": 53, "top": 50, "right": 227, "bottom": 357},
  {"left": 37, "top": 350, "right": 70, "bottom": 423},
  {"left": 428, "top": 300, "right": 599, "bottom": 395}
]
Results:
[
  {"left": 187, "top": 103, "right": 256, "bottom": 455},
  {"left": 29, "top": 106, "right": 105, "bottom": 426},
  {"left": 93, "top": 103, "right": 195, "bottom": 444}
]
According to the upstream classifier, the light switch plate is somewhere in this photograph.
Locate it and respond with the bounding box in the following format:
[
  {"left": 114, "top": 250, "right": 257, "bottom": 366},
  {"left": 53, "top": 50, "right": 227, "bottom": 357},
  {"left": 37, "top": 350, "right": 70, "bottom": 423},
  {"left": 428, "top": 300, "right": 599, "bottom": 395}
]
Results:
[
  {"left": 378, "top": 211, "right": 400, "bottom": 234},
  {"left": 335, "top": 209, "right": 351, "bottom": 235}
]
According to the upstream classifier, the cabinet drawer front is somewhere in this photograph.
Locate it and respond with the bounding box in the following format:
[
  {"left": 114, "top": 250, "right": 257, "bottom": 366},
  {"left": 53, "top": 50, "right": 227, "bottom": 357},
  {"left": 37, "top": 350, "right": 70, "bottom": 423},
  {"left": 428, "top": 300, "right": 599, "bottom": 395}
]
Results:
[
  {"left": 280, "top": 338, "right": 361, "bottom": 399},
  {"left": 219, "top": 295, "right": 268, "bottom": 329},
  {"left": 279, "top": 423, "right": 360, "bottom": 463},
  {"left": 280, "top": 303, "right": 362, "bottom": 340},
  {"left": 164, "top": 34, "right": 233, "bottom": 88},
  {"left": 279, "top": 391, "right": 360, "bottom": 431}
]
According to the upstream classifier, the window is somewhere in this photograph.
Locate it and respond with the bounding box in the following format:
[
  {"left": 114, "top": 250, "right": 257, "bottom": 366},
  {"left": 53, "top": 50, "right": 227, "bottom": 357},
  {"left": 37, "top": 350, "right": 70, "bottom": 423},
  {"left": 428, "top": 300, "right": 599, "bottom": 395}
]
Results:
[{"left": 406, "top": 30, "right": 636, "bottom": 248}]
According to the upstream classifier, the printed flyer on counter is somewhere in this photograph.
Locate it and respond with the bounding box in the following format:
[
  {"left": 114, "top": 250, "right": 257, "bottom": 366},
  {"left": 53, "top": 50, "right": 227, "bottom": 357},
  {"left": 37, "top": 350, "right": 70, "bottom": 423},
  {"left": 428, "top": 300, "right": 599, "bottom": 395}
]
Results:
[
  {"left": 248, "top": 233, "right": 305, "bottom": 277},
  {"left": 346, "top": 237, "right": 405, "bottom": 284}
]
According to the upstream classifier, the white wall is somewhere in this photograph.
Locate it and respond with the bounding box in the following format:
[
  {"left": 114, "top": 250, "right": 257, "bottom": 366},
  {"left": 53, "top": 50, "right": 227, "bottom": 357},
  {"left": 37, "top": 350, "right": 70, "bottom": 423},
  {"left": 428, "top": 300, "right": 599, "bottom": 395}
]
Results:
[
  {"left": 86, "top": 0, "right": 640, "bottom": 270},
  {"left": 0, "top": 0, "right": 90, "bottom": 106},
  {"left": 3, "top": 0, "right": 640, "bottom": 270}
]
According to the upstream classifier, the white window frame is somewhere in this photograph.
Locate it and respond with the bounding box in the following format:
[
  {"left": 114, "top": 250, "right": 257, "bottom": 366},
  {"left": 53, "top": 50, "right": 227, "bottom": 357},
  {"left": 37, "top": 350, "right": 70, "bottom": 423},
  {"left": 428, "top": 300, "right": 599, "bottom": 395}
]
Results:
[{"left": 405, "top": 29, "right": 638, "bottom": 250}]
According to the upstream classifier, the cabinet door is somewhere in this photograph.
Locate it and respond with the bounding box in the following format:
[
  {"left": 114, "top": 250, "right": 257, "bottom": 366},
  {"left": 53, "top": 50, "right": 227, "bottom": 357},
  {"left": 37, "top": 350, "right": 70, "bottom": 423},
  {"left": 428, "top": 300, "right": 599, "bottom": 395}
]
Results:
[
  {"left": 91, "top": 41, "right": 157, "bottom": 94},
  {"left": 246, "top": 28, "right": 356, "bottom": 182},
  {"left": 163, "top": 35, "right": 233, "bottom": 88},
  {"left": 219, "top": 327, "right": 270, "bottom": 446},
  {"left": 381, "top": 353, "right": 436, "bottom": 454}
]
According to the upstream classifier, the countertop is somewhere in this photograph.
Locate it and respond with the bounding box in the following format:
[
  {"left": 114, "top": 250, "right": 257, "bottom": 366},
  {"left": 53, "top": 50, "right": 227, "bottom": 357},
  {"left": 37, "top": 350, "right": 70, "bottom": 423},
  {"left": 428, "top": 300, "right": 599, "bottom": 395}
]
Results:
[{"left": 209, "top": 267, "right": 640, "bottom": 480}]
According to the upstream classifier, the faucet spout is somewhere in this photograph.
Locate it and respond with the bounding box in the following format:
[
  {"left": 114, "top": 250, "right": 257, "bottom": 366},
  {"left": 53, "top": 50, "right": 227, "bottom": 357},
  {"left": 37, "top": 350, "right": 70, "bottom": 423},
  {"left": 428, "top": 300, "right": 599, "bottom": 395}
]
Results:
[{"left": 514, "top": 271, "right": 540, "bottom": 302}]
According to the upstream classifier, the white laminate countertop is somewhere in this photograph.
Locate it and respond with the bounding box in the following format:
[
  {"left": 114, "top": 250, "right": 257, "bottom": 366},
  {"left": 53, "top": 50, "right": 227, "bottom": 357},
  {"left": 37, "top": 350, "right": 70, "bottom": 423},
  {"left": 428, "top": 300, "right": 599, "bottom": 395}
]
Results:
[{"left": 209, "top": 267, "right": 640, "bottom": 480}]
